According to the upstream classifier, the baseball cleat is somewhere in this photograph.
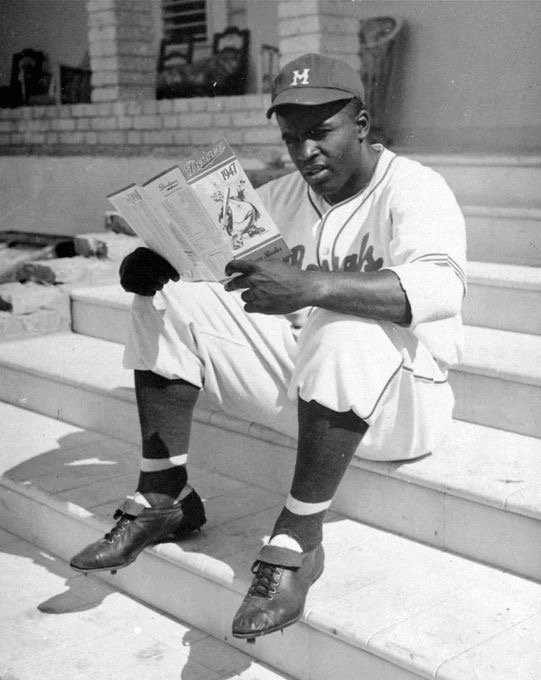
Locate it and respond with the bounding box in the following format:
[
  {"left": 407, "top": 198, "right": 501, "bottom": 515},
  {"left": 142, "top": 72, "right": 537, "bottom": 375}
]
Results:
[
  {"left": 232, "top": 543, "right": 324, "bottom": 642},
  {"left": 70, "top": 489, "right": 206, "bottom": 574}
]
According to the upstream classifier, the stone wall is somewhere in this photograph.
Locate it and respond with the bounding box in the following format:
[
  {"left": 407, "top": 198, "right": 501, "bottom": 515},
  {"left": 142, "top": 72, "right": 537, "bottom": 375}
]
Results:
[{"left": 0, "top": 94, "right": 284, "bottom": 163}]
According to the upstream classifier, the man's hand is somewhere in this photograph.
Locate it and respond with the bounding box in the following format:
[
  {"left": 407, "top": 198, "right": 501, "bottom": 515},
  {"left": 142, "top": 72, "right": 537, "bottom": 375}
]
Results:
[
  {"left": 224, "top": 259, "right": 318, "bottom": 314},
  {"left": 119, "top": 247, "right": 179, "bottom": 296}
]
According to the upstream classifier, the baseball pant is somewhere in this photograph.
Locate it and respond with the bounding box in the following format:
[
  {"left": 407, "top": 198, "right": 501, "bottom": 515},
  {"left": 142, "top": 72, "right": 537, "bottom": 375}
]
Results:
[{"left": 123, "top": 281, "right": 454, "bottom": 462}]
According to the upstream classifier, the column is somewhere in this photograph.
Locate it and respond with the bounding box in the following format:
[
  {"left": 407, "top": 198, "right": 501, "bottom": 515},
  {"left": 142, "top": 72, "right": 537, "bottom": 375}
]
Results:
[
  {"left": 87, "top": 0, "right": 156, "bottom": 102},
  {"left": 276, "top": 0, "right": 362, "bottom": 71}
]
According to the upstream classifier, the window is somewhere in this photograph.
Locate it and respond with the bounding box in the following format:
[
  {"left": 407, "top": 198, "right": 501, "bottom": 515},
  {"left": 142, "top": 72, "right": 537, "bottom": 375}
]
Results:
[{"left": 161, "top": 0, "right": 208, "bottom": 43}]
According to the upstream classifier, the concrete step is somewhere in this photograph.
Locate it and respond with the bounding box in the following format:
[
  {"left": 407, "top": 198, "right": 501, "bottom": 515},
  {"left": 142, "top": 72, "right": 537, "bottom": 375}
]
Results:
[
  {"left": 464, "top": 262, "right": 541, "bottom": 334},
  {"left": 69, "top": 286, "right": 541, "bottom": 437},
  {"left": 73, "top": 262, "right": 541, "bottom": 343},
  {"left": 449, "top": 325, "right": 541, "bottom": 437},
  {"left": 464, "top": 206, "right": 541, "bottom": 266},
  {"left": 1, "top": 529, "right": 293, "bottom": 680},
  {"left": 406, "top": 152, "right": 541, "bottom": 210},
  {"left": 1, "top": 402, "right": 540, "bottom": 680},
  {"left": 0, "top": 333, "right": 539, "bottom": 580}
]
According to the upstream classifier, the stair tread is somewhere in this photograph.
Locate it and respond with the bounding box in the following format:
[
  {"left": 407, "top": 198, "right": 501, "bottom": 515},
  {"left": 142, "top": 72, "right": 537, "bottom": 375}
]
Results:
[
  {"left": 1, "top": 400, "right": 540, "bottom": 680},
  {"left": 1, "top": 333, "right": 540, "bottom": 523},
  {"left": 70, "top": 284, "right": 541, "bottom": 383},
  {"left": 461, "top": 326, "right": 541, "bottom": 384},
  {"left": 463, "top": 204, "right": 541, "bottom": 219},
  {"left": 467, "top": 261, "right": 541, "bottom": 289},
  {"left": 0, "top": 532, "right": 295, "bottom": 680}
]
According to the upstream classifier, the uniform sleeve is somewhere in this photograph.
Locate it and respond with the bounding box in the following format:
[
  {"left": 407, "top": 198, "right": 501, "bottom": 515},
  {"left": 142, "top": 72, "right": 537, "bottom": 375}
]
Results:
[{"left": 382, "top": 169, "right": 467, "bottom": 328}]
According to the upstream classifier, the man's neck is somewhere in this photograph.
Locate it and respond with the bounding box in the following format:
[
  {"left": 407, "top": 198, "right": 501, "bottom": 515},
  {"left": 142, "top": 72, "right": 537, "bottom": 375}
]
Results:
[{"left": 324, "top": 143, "right": 383, "bottom": 205}]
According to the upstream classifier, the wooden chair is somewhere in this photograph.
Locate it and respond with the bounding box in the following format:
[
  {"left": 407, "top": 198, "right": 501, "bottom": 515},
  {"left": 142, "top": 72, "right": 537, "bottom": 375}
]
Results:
[
  {"left": 59, "top": 64, "right": 91, "bottom": 104},
  {"left": 211, "top": 26, "right": 250, "bottom": 96},
  {"left": 156, "top": 34, "right": 194, "bottom": 99},
  {"left": 260, "top": 44, "right": 280, "bottom": 94},
  {"left": 5, "top": 49, "right": 51, "bottom": 107},
  {"left": 155, "top": 26, "right": 250, "bottom": 99},
  {"left": 359, "top": 16, "right": 404, "bottom": 143}
]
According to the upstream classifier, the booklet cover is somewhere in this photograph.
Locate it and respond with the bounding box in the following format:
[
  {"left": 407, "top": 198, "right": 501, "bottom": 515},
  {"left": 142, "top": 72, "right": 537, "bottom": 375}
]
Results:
[{"left": 108, "top": 139, "right": 290, "bottom": 282}]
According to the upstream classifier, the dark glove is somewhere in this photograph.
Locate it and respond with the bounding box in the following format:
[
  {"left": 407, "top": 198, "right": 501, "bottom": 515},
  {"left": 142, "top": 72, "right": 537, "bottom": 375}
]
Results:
[{"left": 119, "top": 247, "right": 180, "bottom": 296}]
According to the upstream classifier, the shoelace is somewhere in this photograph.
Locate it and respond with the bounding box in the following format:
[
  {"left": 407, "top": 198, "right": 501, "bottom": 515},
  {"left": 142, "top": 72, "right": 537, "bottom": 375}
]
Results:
[
  {"left": 248, "top": 561, "right": 281, "bottom": 599},
  {"left": 104, "top": 512, "right": 135, "bottom": 542}
]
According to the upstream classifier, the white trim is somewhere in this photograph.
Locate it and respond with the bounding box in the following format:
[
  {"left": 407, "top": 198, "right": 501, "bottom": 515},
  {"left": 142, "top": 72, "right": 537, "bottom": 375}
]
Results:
[
  {"left": 140, "top": 454, "right": 188, "bottom": 472},
  {"left": 285, "top": 495, "right": 332, "bottom": 516}
]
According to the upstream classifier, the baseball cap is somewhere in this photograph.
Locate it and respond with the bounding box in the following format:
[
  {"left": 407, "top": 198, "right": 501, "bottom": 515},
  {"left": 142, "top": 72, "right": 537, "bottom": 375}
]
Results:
[{"left": 266, "top": 53, "right": 364, "bottom": 119}]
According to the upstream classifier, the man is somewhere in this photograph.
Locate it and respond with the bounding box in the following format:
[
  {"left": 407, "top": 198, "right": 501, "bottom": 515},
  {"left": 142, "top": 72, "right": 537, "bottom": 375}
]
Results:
[{"left": 70, "top": 53, "right": 466, "bottom": 641}]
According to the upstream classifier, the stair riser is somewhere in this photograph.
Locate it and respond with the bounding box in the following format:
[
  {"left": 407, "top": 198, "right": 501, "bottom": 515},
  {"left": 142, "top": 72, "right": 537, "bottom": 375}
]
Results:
[
  {"left": 191, "top": 423, "right": 541, "bottom": 582},
  {"left": 423, "top": 161, "right": 541, "bottom": 210},
  {"left": 70, "top": 300, "right": 541, "bottom": 436},
  {"left": 0, "top": 481, "right": 423, "bottom": 680},
  {"left": 465, "top": 213, "right": 541, "bottom": 266},
  {"left": 2, "top": 365, "right": 538, "bottom": 580},
  {"left": 0, "top": 365, "right": 140, "bottom": 444},
  {"left": 70, "top": 299, "right": 130, "bottom": 345},
  {"left": 449, "top": 371, "right": 541, "bottom": 438},
  {"left": 463, "top": 283, "right": 541, "bottom": 334}
]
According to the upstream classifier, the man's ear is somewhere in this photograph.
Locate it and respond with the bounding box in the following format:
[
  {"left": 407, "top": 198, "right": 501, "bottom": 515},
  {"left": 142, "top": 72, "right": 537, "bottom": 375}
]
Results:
[{"left": 355, "top": 108, "right": 370, "bottom": 142}]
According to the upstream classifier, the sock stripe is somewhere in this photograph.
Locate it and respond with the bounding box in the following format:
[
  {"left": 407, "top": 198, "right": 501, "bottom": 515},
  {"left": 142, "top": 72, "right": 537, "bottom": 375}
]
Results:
[
  {"left": 285, "top": 495, "right": 332, "bottom": 516},
  {"left": 140, "top": 453, "right": 188, "bottom": 472}
]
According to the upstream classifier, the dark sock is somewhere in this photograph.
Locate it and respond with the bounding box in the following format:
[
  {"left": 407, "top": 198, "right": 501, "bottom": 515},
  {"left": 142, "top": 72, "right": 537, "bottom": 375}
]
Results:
[
  {"left": 272, "top": 398, "right": 368, "bottom": 551},
  {"left": 134, "top": 370, "right": 199, "bottom": 506}
]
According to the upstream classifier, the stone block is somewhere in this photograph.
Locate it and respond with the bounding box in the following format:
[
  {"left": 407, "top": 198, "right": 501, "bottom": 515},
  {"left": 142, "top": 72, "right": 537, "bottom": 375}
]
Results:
[
  {"left": 52, "top": 119, "right": 77, "bottom": 132},
  {"left": 74, "top": 232, "right": 140, "bottom": 261},
  {"left": 277, "top": 0, "right": 320, "bottom": 18},
  {"left": 0, "top": 282, "right": 67, "bottom": 315},
  {"left": 0, "top": 308, "right": 70, "bottom": 339},
  {"left": 243, "top": 127, "right": 281, "bottom": 144},
  {"left": 98, "top": 130, "right": 127, "bottom": 145},
  {"left": 91, "top": 117, "right": 118, "bottom": 130},
  {"left": 212, "top": 113, "right": 231, "bottom": 128},
  {"left": 279, "top": 15, "right": 321, "bottom": 36},
  {"left": 0, "top": 245, "right": 56, "bottom": 284},
  {"left": 142, "top": 130, "right": 174, "bottom": 145},
  {"left": 162, "top": 114, "right": 181, "bottom": 129},
  {"left": 16, "top": 257, "right": 118, "bottom": 286},
  {"left": 133, "top": 115, "right": 161, "bottom": 130},
  {"left": 173, "top": 129, "right": 191, "bottom": 145},
  {"left": 179, "top": 112, "right": 212, "bottom": 128},
  {"left": 191, "top": 129, "right": 224, "bottom": 145},
  {"left": 93, "top": 86, "right": 123, "bottom": 103},
  {"left": 58, "top": 132, "right": 86, "bottom": 145},
  {"left": 231, "top": 111, "right": 263, "bottom": 127},
  {"left": 157, "top": 99, "right": 174, "bottom": 114},
  {"left": 126, "top": 131, "right": 142, "bottom": 144},
  {"left": 105, "top": 212, "right": 136, "bottom": 236}
]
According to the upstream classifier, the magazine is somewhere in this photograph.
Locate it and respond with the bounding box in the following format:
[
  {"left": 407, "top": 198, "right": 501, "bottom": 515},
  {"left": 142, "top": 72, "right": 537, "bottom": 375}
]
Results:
[{"left": 108, "top": 139, "right": 290, "bottom": 282}]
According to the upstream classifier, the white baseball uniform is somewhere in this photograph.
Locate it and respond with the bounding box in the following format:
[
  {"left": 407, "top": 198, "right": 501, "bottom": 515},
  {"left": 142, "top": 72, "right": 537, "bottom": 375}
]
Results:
[{"left": 124, "top": 145, "right": 466, "bottom": 461}]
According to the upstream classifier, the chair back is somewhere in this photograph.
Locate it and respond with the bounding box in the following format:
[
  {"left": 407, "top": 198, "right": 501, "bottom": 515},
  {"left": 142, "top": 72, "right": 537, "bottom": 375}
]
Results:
[
  {"left": 359, "top": 16, "right": 404, "bottom": 143},
  {"left": 212, "top": 26, "right": 250, "bottom": 95},
  {"left": 60, "top": 65, "right": 91, "bottom": 104}
]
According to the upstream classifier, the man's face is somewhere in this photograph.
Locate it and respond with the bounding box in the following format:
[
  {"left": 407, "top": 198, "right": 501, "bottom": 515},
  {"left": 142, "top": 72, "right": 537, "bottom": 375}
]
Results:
[{"left": 276, "top": 100, "right": 367, "bottom": 204}]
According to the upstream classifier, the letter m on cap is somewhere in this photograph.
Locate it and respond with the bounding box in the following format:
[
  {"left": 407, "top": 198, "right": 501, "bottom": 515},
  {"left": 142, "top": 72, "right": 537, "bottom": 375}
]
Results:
[{"left": 291, "top": 68, "right": 310, "bottom": 86}]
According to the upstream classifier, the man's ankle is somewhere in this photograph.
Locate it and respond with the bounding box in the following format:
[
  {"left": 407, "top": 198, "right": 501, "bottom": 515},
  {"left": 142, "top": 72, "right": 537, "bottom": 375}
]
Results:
[
  {"left": 134, "top": 484, "right": 193, "bottom": 508},
  {"left": 268, "top": 533, "right": 303, "bottom": 553}
]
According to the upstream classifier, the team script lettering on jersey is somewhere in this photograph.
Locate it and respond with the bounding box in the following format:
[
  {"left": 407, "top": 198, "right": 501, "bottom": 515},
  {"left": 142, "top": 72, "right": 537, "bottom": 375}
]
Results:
[{"left": 284, "top": 233, "right": 383, "bottom": 273}]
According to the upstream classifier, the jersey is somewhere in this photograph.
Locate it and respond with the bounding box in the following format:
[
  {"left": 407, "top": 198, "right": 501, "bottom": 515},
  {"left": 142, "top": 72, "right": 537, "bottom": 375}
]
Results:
[{"left": 256, "top": 145, "right": 467, "bottom": 369}]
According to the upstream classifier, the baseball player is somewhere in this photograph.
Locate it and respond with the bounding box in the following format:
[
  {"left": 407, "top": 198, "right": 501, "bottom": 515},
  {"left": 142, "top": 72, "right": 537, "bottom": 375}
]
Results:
[{"left": 70, "top": 53, "right": 466, "bottom": 641}]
